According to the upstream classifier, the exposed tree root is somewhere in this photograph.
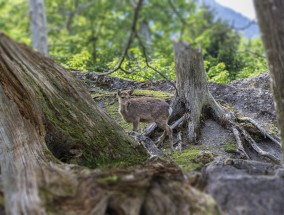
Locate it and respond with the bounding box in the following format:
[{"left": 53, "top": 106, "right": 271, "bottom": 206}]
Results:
[
  {"left": 142, "top": 114, "right": 187, "bottom": 150},
  {"left": 165, "top": 41, "right": 282, "bottom": 164},
  {"left": 142, "top": 94, "right": 280, "bottom": 164},
  {"left": 129, "top": 131, "right": 164, "bottom": 157},
  {"left": 238, "top": 126, "right": 281, "bottom": 163},
  {"left": 238, "top": 117, "right": 281, "bottom": 146},
  {"left": 232, "top": 127, "right": 250, "bottom": 159},
  {"left": 204, "top": 97, "right": 280, "bottom": 164},
  {"left": 177, "top": 131, "right": 183, "bottom": 153},
  {"left": 208, "top": 95, "right": 280, "bottom": 163}
]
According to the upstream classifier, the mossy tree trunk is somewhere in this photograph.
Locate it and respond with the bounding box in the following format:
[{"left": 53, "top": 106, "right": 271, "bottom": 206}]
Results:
[
  {"left": 0, "top": 32, "right": 147, "bottom": 168},
  {"left": 253, "top": 0, "right": 284, "bottom": 155},
  {"left": 0, "top": 33, "right": 221, "bottom": 214}
]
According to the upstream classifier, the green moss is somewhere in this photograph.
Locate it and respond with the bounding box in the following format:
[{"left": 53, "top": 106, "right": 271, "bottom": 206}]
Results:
[
  {"left": 34, "top": 85, "right": 147, "bottom": 169},
  {"left": 97, "top": 175, "right": 118, "bottom": 186},
  {"left": 133, "top": 89, "right": 173, "bottom": 99},
  {"left": 92, "top": 90, "right": 116, "bottom": 99},
  {"left": 82, "top": 148, "right": 146, "bottom": 169},
  {"left": 172, "top": 146, "right": 205, "bottom": 171},
  {"left": 0, "top": 193, "right": 4, "bottom": 206},
  {"left": 223, "top": 143, "right": 237, "bottom": 153},
  {"left": 263, "top": 122, "right": 279, "bottom": 137}
]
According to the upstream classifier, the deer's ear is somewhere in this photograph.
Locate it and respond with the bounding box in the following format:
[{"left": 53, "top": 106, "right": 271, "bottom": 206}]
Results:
[
  {"left": 128, "top": 89, "right": 134, "bottom": 95},
  {"left": 117, "top": 90, "right": 121, "bottom": 96}
]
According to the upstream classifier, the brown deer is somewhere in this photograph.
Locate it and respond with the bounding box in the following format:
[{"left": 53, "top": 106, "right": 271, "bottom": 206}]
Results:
[{"left": 117, "top": 89, "right": 174, "bottom": 152}]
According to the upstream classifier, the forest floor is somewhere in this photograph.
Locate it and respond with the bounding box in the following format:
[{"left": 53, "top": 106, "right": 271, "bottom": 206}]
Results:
[
  {"left": 72, "top": 71, "right": 281, "bottom": 167},
  {"left": 72, "top": 71, "right": 284, "bottom": 214}
]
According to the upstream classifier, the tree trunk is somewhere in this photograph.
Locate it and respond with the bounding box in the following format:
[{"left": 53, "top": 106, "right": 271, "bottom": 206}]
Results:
[
  {"left": 27, "top": 0, "right": 49, "bottom": 56},
  {"left": 172, "top": 41, "right": 226, "bottom": 143},
  {"left": 169, "top": 41, "right": 280, "bottom": 163},
  {"left": 253, "top": 0, "right": 284, "bottom": 154},
  {"left": 0, "top": 32, "right": 220, "bottom": 214}
]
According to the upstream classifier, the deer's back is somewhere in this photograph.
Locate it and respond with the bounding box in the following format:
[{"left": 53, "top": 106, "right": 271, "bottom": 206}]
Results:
[{"left": 127, "top": 97, "right": 170, "bottom": 121}]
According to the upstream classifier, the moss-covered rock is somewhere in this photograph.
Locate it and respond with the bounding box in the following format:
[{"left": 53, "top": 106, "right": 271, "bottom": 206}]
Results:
[
  {"left": 172, "top": 147, "right": 206, "bottom": 171},
  {"left": 193, "top": 150, "right": 216, "bottom": 164}
]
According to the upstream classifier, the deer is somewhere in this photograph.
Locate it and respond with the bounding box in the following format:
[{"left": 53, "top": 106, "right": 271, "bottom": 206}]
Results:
[{"left": 117, "top": 89, "right": 174, "bottom": 153}]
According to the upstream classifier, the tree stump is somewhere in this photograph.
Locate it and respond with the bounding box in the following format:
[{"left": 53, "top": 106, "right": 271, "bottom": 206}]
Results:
[
  {"left": 0, "top": 32, "right": 221, "bottom": 214},
  {"left": 169, "top": 41, "right": 281, "bottom": 163}
]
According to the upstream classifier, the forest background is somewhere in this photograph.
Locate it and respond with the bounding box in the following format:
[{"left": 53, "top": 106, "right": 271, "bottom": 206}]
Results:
[{"left": 0, "top": 0, "right": 267, "bottom": 83}]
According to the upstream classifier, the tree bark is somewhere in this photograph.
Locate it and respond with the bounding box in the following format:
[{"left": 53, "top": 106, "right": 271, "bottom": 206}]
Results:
[
  {"left": 27, "top": 0, "right": 49, "bottom": 56},
  {"left": 169, "top": 41, "right": 280, "bottom": 163},
  {"left": 0, "top": 31, "right": 146, "bottom": 168},
  {"left": 172, "top": 41, "right": 226, "bottom": 143},
  {"left": 0, "top": 32, "right": 220, "bottom": 214},
  {"left": 253, "top": 0, "right": 284, "bottom": 154}
]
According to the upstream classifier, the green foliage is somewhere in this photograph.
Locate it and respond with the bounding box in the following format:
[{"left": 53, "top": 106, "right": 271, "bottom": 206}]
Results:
[
  {"left": 0, "top": 0, "right": 30, "bottom": 44},
  {"left": 206, "top": 62, "right": 230, "bottom": 83},
  {"left": 1, "top": 0, "right": 267, "bottom": 83},
  {"left": 236, "top": 38, "right": 268, "bottom": 79}
]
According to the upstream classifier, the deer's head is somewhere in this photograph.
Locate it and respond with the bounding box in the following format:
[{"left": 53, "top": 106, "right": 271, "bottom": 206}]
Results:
[{"left": 117, "top": 89, "right": 134, "bottom": 105}]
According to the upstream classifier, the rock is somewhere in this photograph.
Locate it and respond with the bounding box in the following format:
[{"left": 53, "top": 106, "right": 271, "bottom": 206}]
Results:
[
  {"left": 203, "top": 158, "right": 284, "bottom": 215},
  {"left": 193, "top": 150, "right": 215, "bottom": 164},
  {"left": 208, "top": 73, "right": 276, "bottom": 123}
]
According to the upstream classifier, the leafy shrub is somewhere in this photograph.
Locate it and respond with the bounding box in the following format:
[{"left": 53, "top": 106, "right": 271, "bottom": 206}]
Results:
[{"left": 206, "top": 62, "right": 230, "bottom": 83}]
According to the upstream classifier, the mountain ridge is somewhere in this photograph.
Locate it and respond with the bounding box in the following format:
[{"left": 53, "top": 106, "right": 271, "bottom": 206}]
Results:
[{"left": 196, "top": 0, "right": 260, "bottom": 38}]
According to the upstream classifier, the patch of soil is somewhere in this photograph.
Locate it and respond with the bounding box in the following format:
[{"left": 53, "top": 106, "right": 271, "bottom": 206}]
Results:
[
  {"left": 208, "top": 73, "right": 276, "bottom": 124},
  {"left": 199, "top": 119, "right": 235, "bottom": 156}
]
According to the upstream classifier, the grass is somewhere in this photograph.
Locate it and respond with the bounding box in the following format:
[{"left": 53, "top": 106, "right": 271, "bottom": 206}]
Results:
[
  {"left": 171, "top": 146, "right": 205, "bottom": 172},
  {"left": 223, "top": 143, "right": 237, "bottom": 153}
]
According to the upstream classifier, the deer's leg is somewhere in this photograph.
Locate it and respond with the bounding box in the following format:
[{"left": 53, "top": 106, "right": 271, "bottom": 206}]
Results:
[{"left": 133, "top": 119, "right": 139, "bottom": 132}]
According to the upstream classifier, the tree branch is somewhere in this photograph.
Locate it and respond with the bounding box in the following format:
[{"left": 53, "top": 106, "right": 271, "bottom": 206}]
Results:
[
  {"left": 239, "top": 117, "right": 281, "bottom": 146},
  {"left": 238, "top": 126, "right": 281, "bottom": 164},
  {"left": 136, "top": 33, "right": 179, "bottom": 95},
  {"left": 237, "top": 50, "right": 266, "bottom": 58},
  {"left": 167, "top": 0, "right": 187, "bottom": 40},
  {"left": 91, "top": 0, "right": 144, "bottom": 76}
]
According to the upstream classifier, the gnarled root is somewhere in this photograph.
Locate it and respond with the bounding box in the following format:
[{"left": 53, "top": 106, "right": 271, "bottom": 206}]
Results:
[
  {"left": 238, "top": 117, "right": 281, "bottom": 147},
  {"left": 208, "top": 97, "right": 281, "bottom": 164}
]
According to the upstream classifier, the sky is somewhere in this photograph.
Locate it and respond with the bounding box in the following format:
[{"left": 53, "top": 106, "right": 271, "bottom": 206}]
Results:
[{"left": 215, "top": 0, "right": 256, "bottom": 19}]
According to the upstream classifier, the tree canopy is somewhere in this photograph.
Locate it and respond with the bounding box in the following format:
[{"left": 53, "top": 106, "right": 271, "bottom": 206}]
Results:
[{"left": 0, "top": 0, "right": 267, "bottom": 83}]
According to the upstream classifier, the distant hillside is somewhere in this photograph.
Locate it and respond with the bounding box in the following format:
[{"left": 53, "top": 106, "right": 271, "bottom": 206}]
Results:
[{"left": 196, "top": 0, "right": 260, "bottom": 39}]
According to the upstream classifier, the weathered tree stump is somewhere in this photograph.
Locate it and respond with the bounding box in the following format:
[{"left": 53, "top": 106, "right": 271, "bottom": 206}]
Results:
[
  {"left": 165, "top": 41, "right": 280, "bottom": 163},
  {"left": 172, "top": 41, "right": 227, "bottom": 143},
  {"left": 0, "top": 33, "right": 221, "bottom": 214}
]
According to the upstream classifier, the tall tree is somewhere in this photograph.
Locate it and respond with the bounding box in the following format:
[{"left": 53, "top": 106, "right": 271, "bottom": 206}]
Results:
[
  {"left": 28, "top": 0, "right": 49, "bottom": 56},
  {"left": 253, "top": 0, "right": 284, "bottom": 154}
]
